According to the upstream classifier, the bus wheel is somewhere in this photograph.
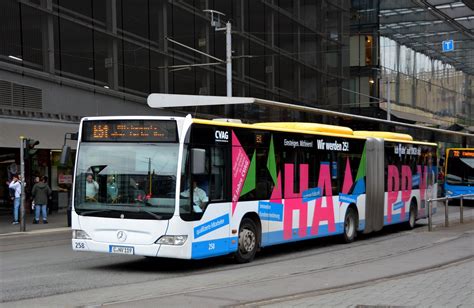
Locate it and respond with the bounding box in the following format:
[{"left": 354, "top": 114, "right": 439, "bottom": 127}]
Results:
[
  {"left": 407, "top": 202, "right": 417, "bottom": 229},
  {"left": 343, "top": 207, "right": 357, "bottom": 243},
  {"left": 234, "top": 218, "right": 258, "bottom": 263}
]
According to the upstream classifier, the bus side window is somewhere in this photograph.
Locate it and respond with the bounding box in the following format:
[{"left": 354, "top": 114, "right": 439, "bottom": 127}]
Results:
[
  {"left": 255, "top": 147, "right": 273, "bottom": 200},
  {"left": 209, "top": 146, "right": 226, "bottom": 201}
]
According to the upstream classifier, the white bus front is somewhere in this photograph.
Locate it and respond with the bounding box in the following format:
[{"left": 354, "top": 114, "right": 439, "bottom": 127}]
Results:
[{"left": 71, "top": 117, "right": 193, "bottom": 258}]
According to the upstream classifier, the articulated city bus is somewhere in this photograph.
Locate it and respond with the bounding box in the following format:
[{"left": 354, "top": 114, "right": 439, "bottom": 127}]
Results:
[
  {"left": 71, "top": 115, "right": 437, "bottom": 262},
  {"left": 444, "top": 148, "right": 474, "bottom": 201}
]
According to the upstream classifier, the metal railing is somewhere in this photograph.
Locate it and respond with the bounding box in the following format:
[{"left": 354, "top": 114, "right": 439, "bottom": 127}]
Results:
[{"left": 427, "top": 194, "right": 474, "bottom": 231}]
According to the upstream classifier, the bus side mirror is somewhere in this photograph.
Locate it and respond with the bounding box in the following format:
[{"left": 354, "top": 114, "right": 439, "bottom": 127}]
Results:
[
  {"left": 60, "top": 145, "right": 71, "bottom": 166},
  {"left": 191, "top": 148, "right": 206, "bottom": 174}
]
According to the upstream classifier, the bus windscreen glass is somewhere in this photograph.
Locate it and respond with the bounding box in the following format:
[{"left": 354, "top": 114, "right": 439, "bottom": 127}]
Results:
[
  {"left": 446, "top": 150, "right": 474, "bottom": 185},
  {"left": 74, "top": 142, "right": 180, "bottom": 219},
  {"left": 82, "top": 120, "right": 177, "bottom": 142}
]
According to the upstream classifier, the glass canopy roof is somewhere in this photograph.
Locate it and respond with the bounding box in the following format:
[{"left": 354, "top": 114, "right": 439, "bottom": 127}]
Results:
[{"left": 380, "top": 0, "right": 474, "bottom": 75}]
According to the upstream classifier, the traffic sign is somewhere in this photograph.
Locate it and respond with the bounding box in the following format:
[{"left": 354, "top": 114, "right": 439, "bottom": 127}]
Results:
[{"left": 442, "top": 40, "right": 454, "bottom": 52}]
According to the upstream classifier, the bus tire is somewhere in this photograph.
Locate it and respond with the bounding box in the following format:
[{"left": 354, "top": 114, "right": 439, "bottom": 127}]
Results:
[
  {"left": 343, "top": 207, "right": 357, "bottom": 243},
  {"left": 234, "top": 218, "right": 258, "bottom": 263},
  {"left": 407, "top": 201, "right": 417, "bottom": 230}
]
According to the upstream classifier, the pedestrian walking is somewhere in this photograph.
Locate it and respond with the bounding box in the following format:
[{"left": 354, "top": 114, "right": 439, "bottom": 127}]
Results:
[
  {"left": 7, "top": 174, "right": 21, "bottom": 224},
  {"left": 31, "top": 176, "right": 52, "bottom": 224}
]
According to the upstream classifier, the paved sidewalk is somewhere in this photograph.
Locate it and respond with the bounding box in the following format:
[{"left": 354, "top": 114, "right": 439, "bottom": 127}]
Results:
[{"left": 0, "top": 209, "right": 69, "bottom": 235}]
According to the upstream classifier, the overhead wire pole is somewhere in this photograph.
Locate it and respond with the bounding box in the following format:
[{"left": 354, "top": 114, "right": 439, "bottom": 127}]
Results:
[
  {"left": 163, "top": 10, "right": 233, "bottom": 99},
  {"left": 203, "top": 9, "right": 232, "bottom": 97},
  {"left": 225, "top": 20, "right": 232, "bottom": 97}
]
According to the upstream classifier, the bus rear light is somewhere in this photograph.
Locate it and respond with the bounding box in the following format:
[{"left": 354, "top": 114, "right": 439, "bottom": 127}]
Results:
[
  {"left": 73, "top": 230, "right": 91, "bottom": 240},
  {"left": 156, "top": 235, "right": 187, "bottom": 246}
]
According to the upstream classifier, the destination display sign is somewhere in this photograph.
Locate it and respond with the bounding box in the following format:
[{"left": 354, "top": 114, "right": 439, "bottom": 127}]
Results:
[
  {"left": 82, "top": 120, "right": 177, "bottom": 142},
  {"left": 451, "top": 150, "right": 474, "bottom": 158}
]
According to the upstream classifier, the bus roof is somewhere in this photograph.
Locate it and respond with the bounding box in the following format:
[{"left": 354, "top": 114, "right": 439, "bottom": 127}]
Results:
[
  {"left": 446, "top": 148, "right": 474, "bottom": 151},
  {"left": 253, "top": 122, "right": 353, "bottom": 135},
  {"left": 353, "top": 131, "right": 413, "bottom": 141},
  {"left": 192, "top": 118, "right": 437, "bottom": 146}
]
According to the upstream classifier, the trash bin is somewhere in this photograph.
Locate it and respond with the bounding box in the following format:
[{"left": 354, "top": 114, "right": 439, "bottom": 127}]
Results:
[
  {"left": 49, "top": 191, "right": 59, "bottom": 213},
  {"left": 58, "top": 191, "right": 68, "bottom": 211}
]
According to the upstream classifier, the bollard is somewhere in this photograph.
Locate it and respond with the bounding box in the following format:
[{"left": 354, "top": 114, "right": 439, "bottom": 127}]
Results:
[
  {"left": 460, "top": 196, "right": 464, "bottom": 224},
  {"left": 445, "top": 197, "right": 449, "bottom": 227},
  {"left": 428, "top": 199, "right": 432, "bottom": 232}
]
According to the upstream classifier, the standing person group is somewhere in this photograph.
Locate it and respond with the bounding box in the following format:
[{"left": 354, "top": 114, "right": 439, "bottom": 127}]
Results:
[{"left": 32, "top": 176, "right": 52, "bottom": 224}]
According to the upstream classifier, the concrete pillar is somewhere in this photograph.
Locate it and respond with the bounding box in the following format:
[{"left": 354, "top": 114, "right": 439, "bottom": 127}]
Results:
[
  {"left": 157, "top": 0, "right": 169, "bottom": 93},
  {"left": 106, "top": 0, "right": 119, "bottom": 90},
  {"left": 199, "top": 0, "right": 211, "bottom": 96},
  {"left": 395, "top": 42, "right": 401, "bottom": 108},
  {"left": 294, "top": 0, "right": 301, "bottom": 101},
  {"left": 265, "top": 0, "right": 275, "bottom": 100},
  {"left": 40, "top": 0, "right": 54, "bottom": 74},
  {"left": 237, "top": 0, "right": 246, "bottom": 97},
  {"left": 412, "top": 48, "right": 417, "bottom": 109}
]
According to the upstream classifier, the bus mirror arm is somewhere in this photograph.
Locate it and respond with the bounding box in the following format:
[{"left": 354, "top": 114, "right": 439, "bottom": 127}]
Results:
[
  {"left": 191, "top": 148, "right": 206, "bottom": 175},
  {"left": 59, "top": 132, "right": 78, "bottom": 166},
  {"left": 59, "top": 145, "right": 71, "bottom": 166}
]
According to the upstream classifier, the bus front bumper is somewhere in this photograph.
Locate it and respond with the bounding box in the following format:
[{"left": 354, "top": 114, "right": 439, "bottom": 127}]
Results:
[{"left": 72, "top": 239, "right": 191, "bottom": 259}]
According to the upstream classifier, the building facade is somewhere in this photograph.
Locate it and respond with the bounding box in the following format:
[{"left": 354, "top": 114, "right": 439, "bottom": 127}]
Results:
[
  {"left": 0, "top": 0, "right": 351, "bottom": 209},
  {"left": 349, "top": 0, "right": 473, "bottom": 129},
  {"left": 0, "top": 0, "right": 472, "bottom": 209}
]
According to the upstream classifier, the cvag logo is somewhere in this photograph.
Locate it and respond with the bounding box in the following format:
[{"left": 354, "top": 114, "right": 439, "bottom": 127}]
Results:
[{"left": 215, "top": 130, "right": 229, "bottom": 143}]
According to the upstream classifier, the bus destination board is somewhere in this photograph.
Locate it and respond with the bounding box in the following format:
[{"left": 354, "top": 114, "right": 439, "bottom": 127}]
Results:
[
  {"left": 451, "top": 150, "right": 474, "bottom": 158},
  {"left": 82, "top": 120, "right": 177, "bottom": 142}
]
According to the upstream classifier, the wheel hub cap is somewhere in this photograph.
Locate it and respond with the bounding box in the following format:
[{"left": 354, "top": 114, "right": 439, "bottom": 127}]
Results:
[
  {"left": 345, "top": 216, "right": 354, "bottom": 236},
  {"left": 239, "top": 229, "right": 256, "bottom": 253}
]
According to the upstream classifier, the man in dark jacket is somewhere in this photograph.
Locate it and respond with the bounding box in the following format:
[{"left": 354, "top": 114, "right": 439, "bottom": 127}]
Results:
[{"left": 32, "top": 176, "right": 52, "bottom": 224}]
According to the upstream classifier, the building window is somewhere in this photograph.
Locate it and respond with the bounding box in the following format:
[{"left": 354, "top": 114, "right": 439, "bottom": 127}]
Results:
[{"left": 365, "top": 35, "right": 373, "bottom": 66}]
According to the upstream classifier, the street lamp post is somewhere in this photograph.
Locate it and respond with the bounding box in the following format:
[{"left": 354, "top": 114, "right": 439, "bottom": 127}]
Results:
[{"left": 19, "top": 137, "right": 26, "bottom": 232}]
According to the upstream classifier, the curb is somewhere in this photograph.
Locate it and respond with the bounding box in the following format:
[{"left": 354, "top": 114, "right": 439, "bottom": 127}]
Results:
[{"left": 0, "top": 227, "right": 70, "bottom": 238}]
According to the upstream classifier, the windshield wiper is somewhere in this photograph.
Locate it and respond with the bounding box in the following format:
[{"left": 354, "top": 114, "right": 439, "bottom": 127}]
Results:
[
  {"left": 115, "top": 205, "right": 164, "bottom": 220},
  {"left": 77, "top": 206, "right": 164, "bottom": 220},
  {"left": 137, "top": 207, "right": 163, "bottom": 220},
  {"left": 78, "top": 209, "right": 115, "bottom": 216}
]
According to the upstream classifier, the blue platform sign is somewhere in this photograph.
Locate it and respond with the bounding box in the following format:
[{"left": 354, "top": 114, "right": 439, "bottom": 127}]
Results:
[{"left": 442, "top": 40, "right": 454, "bottom": 52}]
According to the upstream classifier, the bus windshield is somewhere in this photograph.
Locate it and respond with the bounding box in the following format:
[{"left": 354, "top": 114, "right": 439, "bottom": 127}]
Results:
[
  {"left": 446, "top": 156, "right": 474, "bottom": 186},
  {"left": 74, "top": 142, "right": 180, "bottom": 219}
]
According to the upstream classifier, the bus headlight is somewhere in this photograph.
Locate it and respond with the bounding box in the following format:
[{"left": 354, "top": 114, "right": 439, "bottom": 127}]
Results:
[
  {"left": 446, "top": 190, "right": 453, "bottom": 195},
  {"left": 73, "top": 230, "right": 91, "bottom": 240},
  {"left": 156, "top": 235, "right": 187, "bottom": 245}
]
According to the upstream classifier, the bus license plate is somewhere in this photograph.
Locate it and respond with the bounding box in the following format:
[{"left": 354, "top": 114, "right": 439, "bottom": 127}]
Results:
[{"left": 110, "top": 245, "right": 134, "bottom": 255}]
